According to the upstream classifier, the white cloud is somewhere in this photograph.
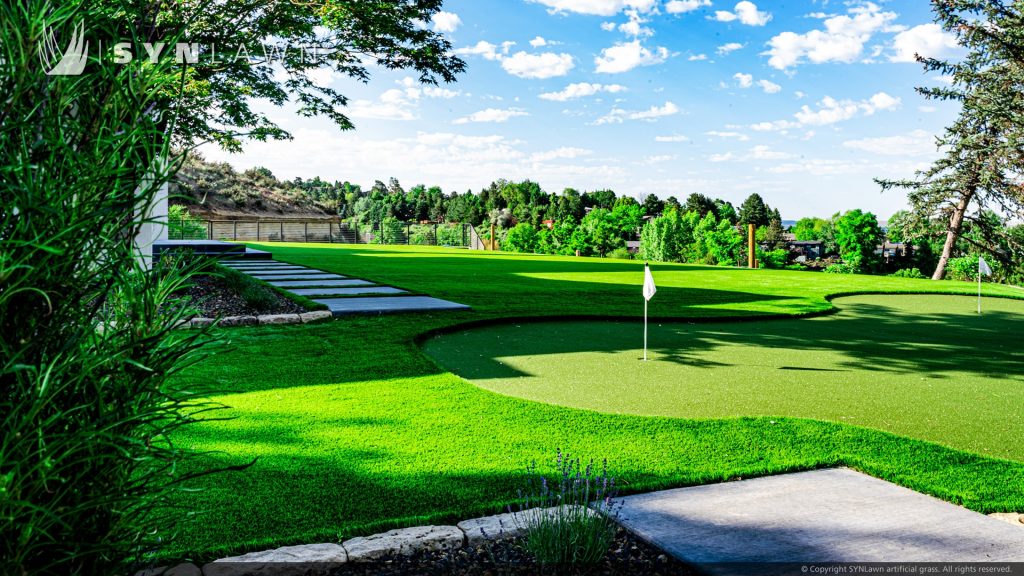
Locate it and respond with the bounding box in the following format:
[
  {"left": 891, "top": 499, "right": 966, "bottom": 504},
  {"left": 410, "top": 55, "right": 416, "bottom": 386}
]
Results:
[
  {"left": 757, "top": 79, "right": 782, "bottom": 94},
  {"left": 688, "top": 53, "right": 708, "bottom": 61},
  {"left": 793, "top": 92, "right": 901, "bottom": 125},
  {"left": 595, "top": 101, "right": 680, "bottom": 124},
  {"left": 842, "top": 129, "right": 937, "bottom": 157},
  {"left": 717, "top": 42, "right": 744, "bottom": 56},
  {"left": 750, "top": 145, "right": 794, "bottom": 160},
  {"left": 666, "top": 0, "right": 711, "bottom": 14},
  {"left": 706, "top": 130, "right": 750, "bottom": 141},
  {"left": 529, "top": 36, "right": 549, "bottom": 48},
  {"left": 502, "top": 51, "right": 575, "bottom": 79},
  {"left": 732, "top": 73, "right": 781, "bottom": 94},
  {"left": 595, "top": 40, "right": 670, "bottom": 73},
  {"left": 431, "top": 11, "right": 462, "bottom": 33},
  {"left": 764, "top": 2, "right": 899, "bottom": 69},
  {"left": 539, "top": 82, "right": 627, "bottom": 101},
  {"left": 640, "top": 154, "right": 675, "bottom": 165},
  {"left": 455, "top": 41, "right": 502, "bottom": 61},
  {"left": 710, "top": 145, "right": 795, "bottom": 162},
  {"left": 749, "top": 120, "right": 800, "bottom": 132},
  {"left": 890, "top": 23, "right": 959, "bottom": 63},
  {"left": 601, "top": 21, "right": 617, "bottom": 31},
  {"left": 530, "top": 147, "right": 593, "bottom": 162},
  {"left": 453, "top": 108, "right": 530, "bottom": 124},
  {"left": 529, "top": 0, "right": 658, "bottom": 16},
  {"left": 347, "top": 78, "right": 461, "bottom": 120},
  {"left": 714, "top": 2, "right": 772, "bottom": 26},
  {"left": 656, "top": 134, "right": 690, "bottom": 142},
  {"left": 618, "top": 9, "right": 654, "bottom": 37}
]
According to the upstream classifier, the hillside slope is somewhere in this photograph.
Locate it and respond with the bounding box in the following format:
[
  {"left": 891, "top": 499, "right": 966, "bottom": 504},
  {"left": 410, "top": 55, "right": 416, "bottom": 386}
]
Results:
[{"left": 170, "top": 154, "right": 335, "bottom": 220}]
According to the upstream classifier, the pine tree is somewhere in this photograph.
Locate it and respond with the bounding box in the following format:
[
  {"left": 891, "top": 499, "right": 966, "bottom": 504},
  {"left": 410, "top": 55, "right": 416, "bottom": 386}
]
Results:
[{"left": 878, "top": 1, "right": 1024, "bottom": 280}]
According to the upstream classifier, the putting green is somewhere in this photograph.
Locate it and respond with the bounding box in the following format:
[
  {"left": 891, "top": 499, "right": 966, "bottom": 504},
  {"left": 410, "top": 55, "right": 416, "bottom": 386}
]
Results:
[{"left": 423, "top": 294, "right": 1024, "bottom": 461}]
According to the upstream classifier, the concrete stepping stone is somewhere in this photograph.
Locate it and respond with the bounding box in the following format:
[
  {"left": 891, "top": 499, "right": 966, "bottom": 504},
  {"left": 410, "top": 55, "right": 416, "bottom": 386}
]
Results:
[
  {"left": 222, "top": 261, "right": 293, "bottom": 267},
  {"left": 240, "top": 268, "right": 323, "bottom": 276},
  {"left": 314, "top": 296, "right": 470, "bottom": 316},
  {"left": 266, "top": 279, "right": 375, "bottom": 289},
  {"left": 249, "top": 273, "right": 346, "bottom": 281},
  {"left": 289, "top": 286, "right": 407, "bottom": 297},
  {"left": 616, "top": 467, "right": 1024, "bottom": 570}
]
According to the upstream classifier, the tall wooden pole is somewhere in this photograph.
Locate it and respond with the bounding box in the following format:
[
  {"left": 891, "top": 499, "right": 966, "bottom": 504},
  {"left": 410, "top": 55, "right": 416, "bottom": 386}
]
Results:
[
  {"left": 490, "top": 222, "right": 496, "bottom": 251},
  {"left": 748, "top": 224, "right": 756, "bottom": 269}
]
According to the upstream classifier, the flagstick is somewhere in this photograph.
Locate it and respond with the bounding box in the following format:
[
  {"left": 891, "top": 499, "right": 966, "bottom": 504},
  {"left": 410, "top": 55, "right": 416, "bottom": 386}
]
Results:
[
  {"left": 978, "top": 269, "right": 982, "bottom": 315},
  {"left": 643, "top": 298, "right": 648, "bottom": 361}
]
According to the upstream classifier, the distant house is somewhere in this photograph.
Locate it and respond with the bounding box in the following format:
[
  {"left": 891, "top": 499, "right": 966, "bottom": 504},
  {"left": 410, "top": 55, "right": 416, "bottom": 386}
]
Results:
[
  {"left": 787, "top": 240, "right": 824, "bottom": 261},
  {"left": 541, "top": 219, "right": 555, "bottom": 230}
]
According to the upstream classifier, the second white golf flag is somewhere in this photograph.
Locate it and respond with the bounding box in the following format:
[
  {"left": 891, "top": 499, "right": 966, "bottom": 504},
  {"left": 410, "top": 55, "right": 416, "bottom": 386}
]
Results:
[
  {"left": 643, "top": 263, "right": 656, "bottom": 361},
  {"left": 643, "top": 263, "right": 657, "bottom": 301}
]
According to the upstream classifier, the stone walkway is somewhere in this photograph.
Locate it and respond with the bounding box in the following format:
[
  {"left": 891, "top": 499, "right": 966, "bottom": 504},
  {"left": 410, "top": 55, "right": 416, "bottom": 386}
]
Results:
[
  {"left": 221, "top": 259, "right": 469, "bottom": 316},
  {"left": 617, "top": 467, "right": 1024, "bottom": 571}
]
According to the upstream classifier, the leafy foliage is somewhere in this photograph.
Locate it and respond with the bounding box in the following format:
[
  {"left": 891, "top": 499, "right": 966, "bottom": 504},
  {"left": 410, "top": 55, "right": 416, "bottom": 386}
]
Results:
[
  {"left": 0, "top": 5, "right": 222, "bottom": 573},
  {"left": 833, "top": 210, "right": 884, "bottom": 273},
  {"left": 877, "top": 1, "right": 1024, "bottom": 279}
]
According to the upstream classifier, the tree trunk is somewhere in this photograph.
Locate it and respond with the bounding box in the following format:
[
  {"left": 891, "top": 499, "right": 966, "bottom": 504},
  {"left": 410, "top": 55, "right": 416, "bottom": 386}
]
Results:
[{"left": 931, "top": 190, "right": 975, "bottom": 280}]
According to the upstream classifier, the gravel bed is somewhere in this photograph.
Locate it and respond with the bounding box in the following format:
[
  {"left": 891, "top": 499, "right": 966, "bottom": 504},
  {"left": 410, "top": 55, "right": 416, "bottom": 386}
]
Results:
[
  {"left": 328, "top": 528, "right": 696, "bottom": 575},
  {"left": 181, "top": 274, "right": 306, "bottom": 317}
]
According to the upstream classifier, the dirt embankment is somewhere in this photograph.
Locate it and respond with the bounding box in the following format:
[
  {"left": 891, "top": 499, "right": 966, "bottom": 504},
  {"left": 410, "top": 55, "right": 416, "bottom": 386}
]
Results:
[{"left": 170, "top": 154, "right": 337, "bottom": 220}]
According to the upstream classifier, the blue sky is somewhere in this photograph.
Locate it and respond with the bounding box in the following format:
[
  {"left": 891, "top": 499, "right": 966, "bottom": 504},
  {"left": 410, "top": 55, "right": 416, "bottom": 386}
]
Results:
[{"left": 201, "top": 0, "right": 963, "bottom": 220}]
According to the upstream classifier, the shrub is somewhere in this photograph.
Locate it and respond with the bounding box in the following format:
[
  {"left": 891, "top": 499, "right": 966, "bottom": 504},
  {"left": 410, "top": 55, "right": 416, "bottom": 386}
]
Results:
[
  {"left": 607, "top": 247, "right": 633, "bottom": 260},
  {"left": 515, "top": 451, "right": 620, "bottom": 566},
  {"left": 169, "top": 204, "right": 207, "bottom": 239},
  {"left": 0, "top": 8, "right": 219, "bottom": 572},
  {"left": 757, "top": 248, "right": 791, "bottom": 269},
  {"left": 436, "top": 224, "right": 466, "bottom": 247},
  {"left": 823, "top": 262, "right": 858, "bottom": 274},
  {"left": 889, "top": 268, "right": 926, "bottom": 279},
  {"left": 217, "top": 266, "right": 281, "bottom": 312},
  {"left": 504, "top": 223, "right": 539, "bottom": 253},
  {"left": 945, "top": 256, "right": 989, "bottom": 282}
]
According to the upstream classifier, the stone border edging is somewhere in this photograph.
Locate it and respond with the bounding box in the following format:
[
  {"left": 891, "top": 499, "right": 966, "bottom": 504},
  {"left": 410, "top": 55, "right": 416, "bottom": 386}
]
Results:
[
  {"left": 137, "top": 507, "right": 594, "bottom": 576},
  {"left": 180, "top": 310, "right": 333, "bottom": 329}
]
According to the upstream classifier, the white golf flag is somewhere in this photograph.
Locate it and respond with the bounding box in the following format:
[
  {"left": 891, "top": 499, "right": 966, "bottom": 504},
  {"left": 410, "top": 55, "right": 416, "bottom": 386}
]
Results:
[
  {"left": 979, "top": 257, "right": 992, "bottom": 277},
  {"left": 643, "top": 264, "right": 657, "bottom": 301}
]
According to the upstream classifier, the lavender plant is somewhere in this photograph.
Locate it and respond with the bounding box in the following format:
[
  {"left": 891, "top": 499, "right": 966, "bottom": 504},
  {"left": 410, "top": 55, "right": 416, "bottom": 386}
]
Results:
[{"left": 514, "top": 449, "right": 621, "bottom": 566}]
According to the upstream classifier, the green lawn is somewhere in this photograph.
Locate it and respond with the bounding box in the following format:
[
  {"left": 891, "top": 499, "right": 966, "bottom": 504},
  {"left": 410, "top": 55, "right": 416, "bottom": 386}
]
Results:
[
  {"left": 424, "top": 294, "right": 1024, "bottom": 461},
  {"left": 169, "top": 244, "right": 1024, "bottom": 562}
]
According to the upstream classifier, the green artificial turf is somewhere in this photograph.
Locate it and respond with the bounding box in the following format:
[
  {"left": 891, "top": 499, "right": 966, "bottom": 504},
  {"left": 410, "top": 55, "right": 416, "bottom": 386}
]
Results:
[
  {"left": 168, "top": 243, "right": 1024, "bottom": 562},
  {"left": 424, "top": 294, "right": 1024, "bottom": 461}
]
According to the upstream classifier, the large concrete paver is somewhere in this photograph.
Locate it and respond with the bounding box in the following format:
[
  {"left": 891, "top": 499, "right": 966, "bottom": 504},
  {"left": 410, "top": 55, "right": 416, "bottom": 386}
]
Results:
[
  {"left": 249, "top": 273, "right": 346, "bottom": 281},
  {"left": 617, "top": 468, "right": 1024, "bottom": 569},
  {"left": 289, "top": 287, "right": 406, "bottom": 297},
  {"left": 242, "top": 268, "right": 323, "bottom": 276},
  {"left": 315, "top": 296, "right": 470, "bottom": 315},
  {"left": 266, "top": 279, "right": 374, "bottom": 289}
]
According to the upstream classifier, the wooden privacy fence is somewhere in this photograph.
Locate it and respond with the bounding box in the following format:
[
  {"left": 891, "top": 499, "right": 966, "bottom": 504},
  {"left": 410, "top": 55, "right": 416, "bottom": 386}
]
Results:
[{"left": 171, "top": 219, "right": 477, "bottom": 248}]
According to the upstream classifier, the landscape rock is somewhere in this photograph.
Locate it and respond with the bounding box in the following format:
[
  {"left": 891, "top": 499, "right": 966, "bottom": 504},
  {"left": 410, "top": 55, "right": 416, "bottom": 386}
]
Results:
[
  {"left": 457, "top": 506, "right": 601, "bottom": 544},
  {"left": 217, "top": 315, "right": 258, "bottom": 327},
  {"left": 190, "top": 317, "right": 214, "bottom": 329},
  {"left": 989, "top": 512, "right": 1024, "bottom": 526},
  {"left": 299, "top": 310, "right": 334, "bottom": 323},
  {"left": 457, "top": 511, "right": 529, "bottom": 544},
  {"left": 343, "top": 525, "right": 464, "bottom": 561},
  {"left": 257, "top": 314, "right": 301, "bottom": 325},
  {"left": 204, "top": 543, "right": 347, "bottom": 576}
]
